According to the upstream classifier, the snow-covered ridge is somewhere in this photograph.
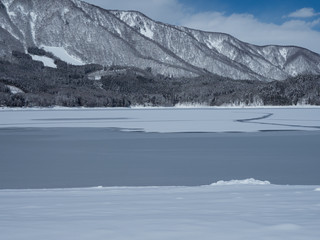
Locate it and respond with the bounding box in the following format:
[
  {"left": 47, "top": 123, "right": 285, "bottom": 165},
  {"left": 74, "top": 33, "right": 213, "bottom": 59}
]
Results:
[
  {"left": 1, "top": 0, "right": 320, "bottom": 80},
  {"left": 112, "top": 11, "right": 154, "bottom": 39},
  {"left": 211, "top": 178, "right": 271, "bottom": 186}
]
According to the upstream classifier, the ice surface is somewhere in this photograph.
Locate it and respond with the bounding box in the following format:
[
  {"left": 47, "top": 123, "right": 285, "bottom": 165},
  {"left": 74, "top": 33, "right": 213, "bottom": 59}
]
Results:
[
  {"left": 1, "top": 184, "right": 320, "bottom": 240},
  {"left": 0, "top": 107, "right": 319, "bottom": 133},
  {"left": 1, "top": 128, "right": 320, "bottom": 188},
  {"left": 41, "top": 46, "right": 84, "bottom": 65},
  {"left": 1, "top": 107, "right": 319, "bottom": 239},
  {"left": 30, "top": 54, "right": 57, "bottom": 68}
]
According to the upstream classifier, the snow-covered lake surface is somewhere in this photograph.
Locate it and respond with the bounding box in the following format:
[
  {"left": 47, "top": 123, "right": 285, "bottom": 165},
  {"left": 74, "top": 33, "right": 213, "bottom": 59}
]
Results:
[
  {"left": 1, "top": 182, "right": 320, "bottom": 240},
  {"left": 1, "top": 107, "right": 320, "bottom": 239},
  {"left": 1, "top": 107, "right": 320, "bottom": 132}
]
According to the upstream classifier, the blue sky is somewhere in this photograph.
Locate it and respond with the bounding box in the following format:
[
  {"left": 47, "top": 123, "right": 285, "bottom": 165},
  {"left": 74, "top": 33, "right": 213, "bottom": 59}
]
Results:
[
  {"left": 183, "top": 0, "right": 320, "bottom": 26},
  {"left": 84, "top": 0, "right": 320, "bottom": 53}
]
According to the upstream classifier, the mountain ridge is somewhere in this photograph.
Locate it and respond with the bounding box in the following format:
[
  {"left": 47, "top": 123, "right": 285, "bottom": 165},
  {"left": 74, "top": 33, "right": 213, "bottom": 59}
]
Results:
[{"left": 1, "top": 0, "right": 320, "bottom": 81}]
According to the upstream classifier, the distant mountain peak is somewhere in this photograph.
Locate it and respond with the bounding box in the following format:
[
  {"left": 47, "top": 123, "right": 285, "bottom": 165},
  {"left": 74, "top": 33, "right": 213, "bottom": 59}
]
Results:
[{"left": 1, "top": 0, "right": 320, "bottom": 80}]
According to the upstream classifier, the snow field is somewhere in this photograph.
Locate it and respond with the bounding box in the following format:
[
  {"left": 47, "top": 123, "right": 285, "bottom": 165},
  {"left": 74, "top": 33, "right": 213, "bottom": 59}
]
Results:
[
  {"left": 41, "top": 46, "right": 85, "bottom": 66},
  {"left": 6, "top": 85, "right": 24, "bottom": 94},
  {"left": 30, "top": 54, "right": 57, "bottom": 68},
  {"left": 1, "top": 181, "right": 320, "bottom": 240}
]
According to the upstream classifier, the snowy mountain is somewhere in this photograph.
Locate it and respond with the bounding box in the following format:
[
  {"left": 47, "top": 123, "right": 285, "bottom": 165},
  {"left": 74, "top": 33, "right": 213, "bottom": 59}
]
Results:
[{"left": 1, "top": 0, "right": 320, "bottom": 80}]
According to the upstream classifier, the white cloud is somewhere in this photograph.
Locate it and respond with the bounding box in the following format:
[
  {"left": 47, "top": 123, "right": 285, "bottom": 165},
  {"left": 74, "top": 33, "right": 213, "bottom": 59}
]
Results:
[
  {"left": 180, "top": 12, "right": 320, "bottom": 54},
  {"left": 288, "top": 8, "right": 320, "bottom": 18}
]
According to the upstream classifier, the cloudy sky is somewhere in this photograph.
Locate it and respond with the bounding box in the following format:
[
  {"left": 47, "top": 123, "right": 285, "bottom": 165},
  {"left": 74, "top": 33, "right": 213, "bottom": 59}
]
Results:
[{"left": 83, "top": 0, "right": 320, "bottom": 53}]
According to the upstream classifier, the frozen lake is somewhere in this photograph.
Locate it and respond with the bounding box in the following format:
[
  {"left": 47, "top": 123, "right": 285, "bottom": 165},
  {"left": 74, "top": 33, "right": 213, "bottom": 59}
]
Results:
[
  {"left": 1, "top": 107, "right": 320, "bottom": 188},
  {"left": 1, "top": 106, "right": 320, "bottom": 132},
  {"left": 1, "top": 107, "right": 320, "bottom": 240},
  {"left": 1, "top": 128, "right": 320, "bottom": 188}
]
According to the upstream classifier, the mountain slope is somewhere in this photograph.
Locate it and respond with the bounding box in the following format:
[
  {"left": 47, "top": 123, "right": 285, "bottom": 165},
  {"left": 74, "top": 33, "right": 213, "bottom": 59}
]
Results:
[
  {"left": 1, "top": 0, "right": 320, "bottom": 80},
  {"left": 112, "top": 10, "right": 320, "bottom": 80}
]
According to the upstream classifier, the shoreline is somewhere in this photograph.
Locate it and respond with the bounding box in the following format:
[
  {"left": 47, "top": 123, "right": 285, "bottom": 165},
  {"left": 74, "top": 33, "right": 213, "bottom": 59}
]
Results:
[{"left": 1, "top": 104, "right": 320, "bottom": 111}]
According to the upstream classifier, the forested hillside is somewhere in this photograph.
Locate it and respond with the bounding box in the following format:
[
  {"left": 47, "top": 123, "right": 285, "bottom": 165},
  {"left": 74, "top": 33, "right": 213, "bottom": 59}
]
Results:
[{"left": 1, "top": 50, "right": 319, "bottom": 107}]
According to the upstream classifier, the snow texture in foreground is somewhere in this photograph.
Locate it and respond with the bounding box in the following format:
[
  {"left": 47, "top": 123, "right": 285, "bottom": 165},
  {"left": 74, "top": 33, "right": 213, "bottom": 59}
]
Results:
[
  {"left": 1, "top": 183, "right": 320, "bottom": 240},
  {"left": 211, "top": 178, "right": 271, "bottom": 185}
]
